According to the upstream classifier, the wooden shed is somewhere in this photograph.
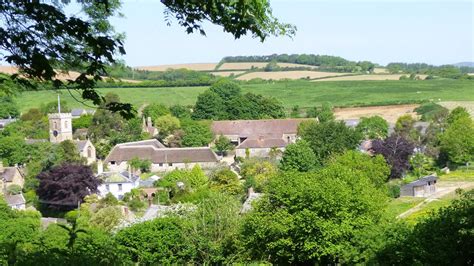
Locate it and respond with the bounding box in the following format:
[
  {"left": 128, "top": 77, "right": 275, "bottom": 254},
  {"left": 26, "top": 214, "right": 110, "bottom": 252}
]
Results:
[{"left": 400, "top": 175, "right": 438, "bottom": 197}]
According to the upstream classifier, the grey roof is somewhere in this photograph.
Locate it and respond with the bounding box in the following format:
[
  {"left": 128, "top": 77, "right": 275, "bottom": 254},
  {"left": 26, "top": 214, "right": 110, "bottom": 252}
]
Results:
[
  {"left": 403, "top": 175, "right": 438, "bottom": 188},
  {"left": 0, "top": 167, "right": 20, "bottom": 182},
  {"left": 25, "top": 139, "right": 48, "bottom": 144},
  {"left": 98, "top": 171, "right": 139, "bottom": 184},
  {"left": 212, "top": 118, "right": 312, "bottom": 139},
  {"left": 74, "top": 140, "right": 88, "bottom": 152},
  {"left": 0, "top": 118, "right": 17, "bottom": 128},
  {"left": 119, "top": 139, "right": 166, "bottom": 149},
  {"left": 71, "top": 109, "right": 94, "bottom": 117},
  {"left": 105, "top": 145, "right": 219, "bottom": 164},
  {"left": 236, "top": 137, "right": 288, "bottom": 149},
  {"left": 71, "top": 109, "right": 86, "bottom": 116},
  {"left": 5, "top": 193, "right": 26, "bottom": 206},
  {"left": 343, "top": 119, "right": 360, "bottom": 128}
]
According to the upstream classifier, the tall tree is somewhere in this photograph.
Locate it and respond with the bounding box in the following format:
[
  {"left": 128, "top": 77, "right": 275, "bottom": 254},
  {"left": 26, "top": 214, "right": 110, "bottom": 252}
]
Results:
[
  {"left": 372, "top": 134, "right": 414, "bottom": 178},
  {"left": 241, "top": 163, "right": 387, "bottom": 264},
  {"left": 440, "top": 116, "right": 474, "bottom": 165},
  {"left": 356, "top": 116, "right": 389, "bottom": 139},
  {"left": 37, "top": 164, "right": 101, "bottom": 210},
  {"left": 280, "top": 140, "right": 317, "bottom": 172},
  {"left": 299, "top": 120, "right": 362, "bottom": 166},
  {"left": 1, "top": 1, "right": 294, "bottom": 116}
]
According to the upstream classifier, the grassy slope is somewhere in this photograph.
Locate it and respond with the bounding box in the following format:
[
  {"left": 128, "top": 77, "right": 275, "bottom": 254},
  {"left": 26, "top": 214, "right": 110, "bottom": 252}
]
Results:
[{"left": 15, "top": 80, "right": 474, "bottom": 112}]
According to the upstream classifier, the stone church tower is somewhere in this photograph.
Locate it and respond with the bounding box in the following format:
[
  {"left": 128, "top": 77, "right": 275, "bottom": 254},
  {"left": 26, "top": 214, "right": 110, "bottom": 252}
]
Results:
[{"left": 48, "top": 95, "right": 73, "bottom": 143}]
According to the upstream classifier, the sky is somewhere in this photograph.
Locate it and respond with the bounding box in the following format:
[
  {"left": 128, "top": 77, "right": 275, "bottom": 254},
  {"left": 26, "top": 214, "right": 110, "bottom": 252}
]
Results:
[{"left": 112, "top": 0, "right": 473, "bottom": 67}]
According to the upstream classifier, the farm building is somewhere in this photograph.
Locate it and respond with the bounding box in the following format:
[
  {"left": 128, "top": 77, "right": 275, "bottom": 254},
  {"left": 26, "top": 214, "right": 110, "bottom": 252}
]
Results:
[
  {"left": 400, "top": 175, "right": 438, "bottom": 197},
  {"left": 212, "top": 118, "right": 314, "bottom": 157},
  {"left": 104, "top": 139, "right": 219, "bottom": 172}
]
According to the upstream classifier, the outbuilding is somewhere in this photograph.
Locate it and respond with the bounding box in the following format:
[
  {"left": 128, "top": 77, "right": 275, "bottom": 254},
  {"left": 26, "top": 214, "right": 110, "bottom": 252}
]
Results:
[{"left": 400, "top": 175, "right": 438, "bottom": 197}]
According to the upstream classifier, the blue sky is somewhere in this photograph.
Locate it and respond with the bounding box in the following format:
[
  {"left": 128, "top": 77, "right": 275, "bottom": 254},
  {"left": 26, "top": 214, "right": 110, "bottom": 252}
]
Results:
[{"left": 111, "top": 0, "right": 473, "bottom": 67}]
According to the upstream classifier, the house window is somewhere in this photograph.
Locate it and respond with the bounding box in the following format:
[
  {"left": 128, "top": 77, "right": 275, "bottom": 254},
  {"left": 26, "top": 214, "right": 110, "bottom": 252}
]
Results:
[
  {"left": 168, "top": 163, "right": 173, "bottom": 167},
  {"left": 118, "top": 184, "right": 122, "bottom": 191},
  {"left": 53, "top": 121, "right": 57, "bottom": 129},
  {"left": 105, "top": 184, "right": 109, "bottom": 191},
  {"left": 111, "top": 161, "right": 116, "bottom": 165},
  {"left": 159, "top": 163, "right": 163, "bottom": 167},
  {"left": 87, "top": 146, "right": 92, "bottom": 158}
]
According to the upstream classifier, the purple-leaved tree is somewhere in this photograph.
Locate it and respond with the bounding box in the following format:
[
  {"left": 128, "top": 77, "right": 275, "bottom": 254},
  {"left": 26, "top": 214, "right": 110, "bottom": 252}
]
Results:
[
  {"left": 37, "top": 164, "right": 101, "bottom": 210},
  {"left": 372, "top": 134, "right": 415, "bottom": 179}
]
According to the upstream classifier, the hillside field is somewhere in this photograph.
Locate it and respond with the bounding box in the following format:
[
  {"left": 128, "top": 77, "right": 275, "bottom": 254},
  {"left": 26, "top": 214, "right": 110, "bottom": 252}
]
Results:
[{"left": 14, "top": 80, "right": 474, "bottom": 113}]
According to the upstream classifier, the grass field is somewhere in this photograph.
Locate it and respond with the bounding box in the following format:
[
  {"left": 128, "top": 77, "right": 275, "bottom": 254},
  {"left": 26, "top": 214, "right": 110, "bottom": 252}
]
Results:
[
  {"left": 385, "top": 197, "right": 424, "bottom": 218},
  {"left": 14, "top": 79, "right": 474, "bottom": 112},
  {"left": 236, "top": 71, "right": 348, "bottom": 80},
  {"left": 313, "top": 74, "right": 427, "bottom": 82}
]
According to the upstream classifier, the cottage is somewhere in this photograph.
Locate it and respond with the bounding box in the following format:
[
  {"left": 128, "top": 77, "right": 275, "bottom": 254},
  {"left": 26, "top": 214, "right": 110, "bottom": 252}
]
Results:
[
  {"left": 97, "top": 171, "right": 140, "bottom": 199},
  {"left": 0, "top": 162, "right": 24, "bottom": 192},
  {"left": 75, "top": 139, "right": 96, "bottom": 165},
  {"left": 400, "top": 175, "right": 438, "bottom": 197},
  {"left": 5, "top": 193, "right": 26, "bottom": 210},
  {"left": 104, "top": 139, "right": 219, "bottom": 172}
]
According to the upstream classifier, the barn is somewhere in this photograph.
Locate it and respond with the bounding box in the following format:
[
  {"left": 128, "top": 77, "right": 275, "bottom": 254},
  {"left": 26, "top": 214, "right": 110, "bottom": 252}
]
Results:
[{"left": 400, "top": 175, "right": 438, "bottom": 197}]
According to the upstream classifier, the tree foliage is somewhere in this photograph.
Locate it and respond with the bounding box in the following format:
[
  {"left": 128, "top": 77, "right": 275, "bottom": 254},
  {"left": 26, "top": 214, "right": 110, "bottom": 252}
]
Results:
[
  {"left": 0, "top": 96, "right": 19, "bottom": 118},
  {"left": 181, "top": 119, "right": 213, "bottom": 147},
  {"left": 356, "top": 116, "right": 389, "bottom": 139},
  {"left": 115, "top": 217, "right": 195, "bottom": 264},
  {"left": 440, "top": 116, "right": 474, "bottom": 165},
  {"left": 279, "top": 140, "right": 317, "bottom": 172},
  {"left": 372, "top": 134, "right": 415, "bottom": 178},
  {"left": 214, "top": 135, "right": 233, "bottom": 155},
  {"left": 37, "top": 164, "right": 101, "bottom": 210},
  {"left": 376, "top": 189, "right": 474, "bottom": 264},
  {"left": 193, "top": 80, "right": 285, "bottom": 120},
  {"left": 241, "top": 163, "right": 387, "bottom": 264},
  {"left": 306, "top": 102, "right": 334, "bottom": 123},
  {"left": 299, "top": 120, "right": 362, "bottom": 167}
]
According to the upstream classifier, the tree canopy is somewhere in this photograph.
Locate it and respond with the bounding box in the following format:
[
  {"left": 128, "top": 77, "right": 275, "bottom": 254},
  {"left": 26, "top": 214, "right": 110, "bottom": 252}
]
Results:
[
  {"left": 0, "top": 1, "right": 294, "bottom": 117},
  {"left": 36, "top": 164, "right": 101, "bottom": 210},
  {"left": 298, "top": 120, "right": 362, "bottom": 166}
]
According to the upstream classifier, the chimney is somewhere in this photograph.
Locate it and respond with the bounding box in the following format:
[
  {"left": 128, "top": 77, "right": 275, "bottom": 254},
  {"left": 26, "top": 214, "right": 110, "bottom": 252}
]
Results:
[{"left": 97, "top": 160, "right": 104, "bottom": 175}]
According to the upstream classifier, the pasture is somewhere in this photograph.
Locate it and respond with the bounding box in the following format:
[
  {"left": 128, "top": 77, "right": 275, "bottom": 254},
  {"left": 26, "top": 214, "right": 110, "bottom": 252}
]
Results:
[
  {"left": 14, "top": 80, "right": 474, "bottom": 114},
  {"left": 235, "top": 71, "right": 348, "bottom": 80}
]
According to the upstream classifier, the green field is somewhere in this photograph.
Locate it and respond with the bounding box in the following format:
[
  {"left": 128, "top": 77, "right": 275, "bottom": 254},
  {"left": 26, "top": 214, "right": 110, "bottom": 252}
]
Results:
[{"left": 14, "top": 79, "right": 474, "bottom": 112}]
